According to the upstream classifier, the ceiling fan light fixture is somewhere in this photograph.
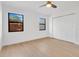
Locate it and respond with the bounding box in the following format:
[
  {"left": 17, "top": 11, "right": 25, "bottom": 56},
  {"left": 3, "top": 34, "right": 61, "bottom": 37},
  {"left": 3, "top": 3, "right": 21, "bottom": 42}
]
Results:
[{"left": 46, "top": 4, "right": 52, "bottom": 8}]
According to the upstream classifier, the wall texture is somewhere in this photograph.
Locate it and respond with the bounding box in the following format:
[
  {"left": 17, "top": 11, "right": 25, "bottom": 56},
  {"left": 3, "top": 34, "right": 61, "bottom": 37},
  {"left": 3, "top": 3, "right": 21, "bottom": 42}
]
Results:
[
  {"left": 49, "top": 11, "right": 79, "bottom": 45},
  {"left": 2, "top": 5, "right": 49, "bottom": 46},
  {"left": 0, "top": 2, "right": 2, "bottom": 50},
  {"left": 52, "top": 14, "right": 76, "bottom": 42},
  {"left": 75, "top": 12, "right": 79, "bottom": 45}
]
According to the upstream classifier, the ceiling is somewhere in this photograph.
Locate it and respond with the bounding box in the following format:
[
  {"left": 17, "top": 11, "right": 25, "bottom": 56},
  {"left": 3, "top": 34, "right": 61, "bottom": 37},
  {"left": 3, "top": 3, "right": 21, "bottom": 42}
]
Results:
[{"left": 2, "top": 1, "right": 79, "bottom": 17}]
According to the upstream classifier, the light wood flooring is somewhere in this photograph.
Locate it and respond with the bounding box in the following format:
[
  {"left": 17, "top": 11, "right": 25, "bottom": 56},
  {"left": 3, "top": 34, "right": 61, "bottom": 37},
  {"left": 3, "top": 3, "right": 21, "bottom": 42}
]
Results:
[{"left": 0, "top": 37, "right": 79, "bottom": 57}]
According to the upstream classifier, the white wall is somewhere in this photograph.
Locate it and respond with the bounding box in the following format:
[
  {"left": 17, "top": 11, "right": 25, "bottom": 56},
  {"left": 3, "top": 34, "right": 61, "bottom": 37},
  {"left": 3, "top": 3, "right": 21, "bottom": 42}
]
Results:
[
  {"left": 49, "top": 16, "right": 53, "bottom": 37},
  {"left": 49, "top": 11, "right": 79, "bottom": 45},
  {"left": 75, "top": 11, "right": 79, "bottom": 44},
  {"left": 2, "top": 4, "right": 49, "bottom": 46},
  {"left": 0, "top": 2, "right": 2, "bottom": 50},
  {"left": 52, "top": 14, "right": 76, "bottom": 42}
]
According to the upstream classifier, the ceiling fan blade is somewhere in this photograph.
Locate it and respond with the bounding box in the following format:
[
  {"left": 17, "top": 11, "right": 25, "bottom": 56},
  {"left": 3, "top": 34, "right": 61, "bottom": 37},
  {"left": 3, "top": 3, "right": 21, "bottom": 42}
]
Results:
[
  {"left": 51, "top": 4, "right": 57, "bottom": 8},
  {"left": 40, "top": 4, "right": 46, "bottom": 7}
]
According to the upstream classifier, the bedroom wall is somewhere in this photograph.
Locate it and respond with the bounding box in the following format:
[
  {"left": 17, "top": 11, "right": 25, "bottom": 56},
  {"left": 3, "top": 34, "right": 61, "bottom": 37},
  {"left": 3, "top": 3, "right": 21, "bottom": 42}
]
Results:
[
  {"left": 2, "top": 4, "right": 49, "bottom": 46},
  {"left": 52, "top": 14, "right": 76, "bottom": 43},
  {"left": 0, "top": 2, "right": 2, "bottom": 50},
  {"left": 75, "top": 11, "right": 79, "bottom": 45},
  {"left": 49, "top": 10, "right": 79, "bottom": 45}
]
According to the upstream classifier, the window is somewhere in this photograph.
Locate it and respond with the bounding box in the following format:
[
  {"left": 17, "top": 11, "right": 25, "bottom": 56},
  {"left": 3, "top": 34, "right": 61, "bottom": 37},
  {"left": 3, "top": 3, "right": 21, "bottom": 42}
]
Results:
[
  {"left": 8, "top": 13, "right": 24, "bottom": 32},
  {"left": 39, "top": 18, "right": 46, "bottom": 31}
]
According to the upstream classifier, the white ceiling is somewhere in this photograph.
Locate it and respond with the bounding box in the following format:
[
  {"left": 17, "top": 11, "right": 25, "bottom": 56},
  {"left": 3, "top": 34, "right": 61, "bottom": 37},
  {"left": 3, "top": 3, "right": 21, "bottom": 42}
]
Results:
[{"left": 2, "top": 1, "right": 79, "bottom": 16}]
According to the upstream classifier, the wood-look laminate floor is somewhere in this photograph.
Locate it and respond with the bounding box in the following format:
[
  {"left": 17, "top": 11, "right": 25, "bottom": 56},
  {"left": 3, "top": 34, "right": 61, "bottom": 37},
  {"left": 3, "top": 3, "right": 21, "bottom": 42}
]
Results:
[{"left": 0, "top": 37, "right": 79, "bottom": 57}]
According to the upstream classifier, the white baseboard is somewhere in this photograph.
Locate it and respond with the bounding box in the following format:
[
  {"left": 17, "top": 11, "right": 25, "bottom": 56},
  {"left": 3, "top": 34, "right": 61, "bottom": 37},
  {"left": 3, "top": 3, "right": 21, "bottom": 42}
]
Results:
[
  {"left": 3, "top": 36, "right": 49, "bottom": 47},
  {"left": 50, "top": 36, "right": 79, "bottom": 46},
  {"left": 73, "top": 41, "right": 79, "bottom": 45},
  {"left": 3, "top": 36, "right": 79, "bottom": 47}
]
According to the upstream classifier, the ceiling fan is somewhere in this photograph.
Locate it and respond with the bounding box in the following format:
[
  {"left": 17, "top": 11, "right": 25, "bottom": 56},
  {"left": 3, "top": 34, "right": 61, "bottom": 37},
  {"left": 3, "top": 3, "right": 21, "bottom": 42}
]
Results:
[{"left": 40, "top": 1, "right": 57, "bottom": 8}]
